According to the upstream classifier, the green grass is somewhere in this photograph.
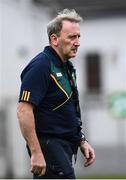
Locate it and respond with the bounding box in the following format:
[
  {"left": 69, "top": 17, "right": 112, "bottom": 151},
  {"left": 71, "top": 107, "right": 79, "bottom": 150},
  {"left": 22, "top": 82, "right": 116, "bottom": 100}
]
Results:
[{"left": 77, "top": 174, "right": 126, "bottom": 179}]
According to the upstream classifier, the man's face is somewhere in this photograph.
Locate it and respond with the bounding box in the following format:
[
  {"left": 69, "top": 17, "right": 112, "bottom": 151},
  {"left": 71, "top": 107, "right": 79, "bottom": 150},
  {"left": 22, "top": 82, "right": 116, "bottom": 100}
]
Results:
[{"left": 56, "top": 20, "right": 80, "bottom": 61}]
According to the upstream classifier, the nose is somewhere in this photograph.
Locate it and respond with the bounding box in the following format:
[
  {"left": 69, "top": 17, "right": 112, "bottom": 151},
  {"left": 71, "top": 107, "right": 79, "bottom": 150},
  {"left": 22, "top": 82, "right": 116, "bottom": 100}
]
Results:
[{"left": 74, "top": 37, "right": 80, "bottom": 47}]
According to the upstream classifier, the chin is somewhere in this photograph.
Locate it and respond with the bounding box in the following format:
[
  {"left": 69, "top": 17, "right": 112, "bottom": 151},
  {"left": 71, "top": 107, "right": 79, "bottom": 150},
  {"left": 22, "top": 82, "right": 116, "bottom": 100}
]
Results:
[
  {"left": 67, "top": 53, "right": 77, "bottom": 59},
  {"left": 70, "top": 54, "right": 76, "bottom": 58}
]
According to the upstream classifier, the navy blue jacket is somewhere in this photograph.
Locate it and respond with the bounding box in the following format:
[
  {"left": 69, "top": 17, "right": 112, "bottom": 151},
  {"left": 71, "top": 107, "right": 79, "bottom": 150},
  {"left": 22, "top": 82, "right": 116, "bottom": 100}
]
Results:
[{"left": 19, "top": 46, "right": 82, "bottom": 143}]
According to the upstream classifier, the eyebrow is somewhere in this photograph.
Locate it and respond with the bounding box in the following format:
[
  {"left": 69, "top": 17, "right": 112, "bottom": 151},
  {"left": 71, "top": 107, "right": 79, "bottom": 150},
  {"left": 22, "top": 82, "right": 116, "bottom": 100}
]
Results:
[{"left": 68, "top": 34, "right": 80, "bottom": 38}]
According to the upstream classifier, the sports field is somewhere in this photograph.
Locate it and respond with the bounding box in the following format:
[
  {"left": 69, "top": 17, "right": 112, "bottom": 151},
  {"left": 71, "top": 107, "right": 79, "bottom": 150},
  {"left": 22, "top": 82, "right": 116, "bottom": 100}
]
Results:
[{"left": 77, "top": 174, "right": 126, "bottom": 179}]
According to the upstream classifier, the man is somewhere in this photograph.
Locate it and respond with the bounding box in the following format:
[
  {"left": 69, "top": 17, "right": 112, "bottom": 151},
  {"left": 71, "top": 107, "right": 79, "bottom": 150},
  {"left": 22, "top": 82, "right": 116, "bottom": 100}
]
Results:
[{"left": 17, "top": 9, "right": 95, "bottom": 179}]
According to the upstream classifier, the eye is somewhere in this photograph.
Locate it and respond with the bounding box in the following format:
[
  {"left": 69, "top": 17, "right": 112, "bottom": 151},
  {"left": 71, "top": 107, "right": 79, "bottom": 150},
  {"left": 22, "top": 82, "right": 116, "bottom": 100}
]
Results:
[
  {"left": 68, "top": 35, "right": 74, "bottom": 39},
  {"left": 68, "top": 35, "right": 80, "bottom": 40}
]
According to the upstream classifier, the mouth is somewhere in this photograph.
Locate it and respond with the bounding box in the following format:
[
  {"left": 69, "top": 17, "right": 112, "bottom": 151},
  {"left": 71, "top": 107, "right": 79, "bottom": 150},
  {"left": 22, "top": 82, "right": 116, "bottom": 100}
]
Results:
[{"left": 71, "top": 49, "right": 77, "bottom": 53}]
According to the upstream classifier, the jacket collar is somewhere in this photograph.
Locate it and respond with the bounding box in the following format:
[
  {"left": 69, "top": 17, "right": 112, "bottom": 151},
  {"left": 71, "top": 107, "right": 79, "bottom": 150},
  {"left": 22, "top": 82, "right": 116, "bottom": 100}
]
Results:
[{"left": 43, "top": 46, "right": 67, "bottom": 67}]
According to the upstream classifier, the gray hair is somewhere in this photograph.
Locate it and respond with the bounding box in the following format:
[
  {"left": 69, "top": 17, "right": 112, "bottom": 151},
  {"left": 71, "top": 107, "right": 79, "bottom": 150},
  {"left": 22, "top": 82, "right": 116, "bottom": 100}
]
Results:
[{"left": 47, "top": 9, "right": 83, "bottom": 40}]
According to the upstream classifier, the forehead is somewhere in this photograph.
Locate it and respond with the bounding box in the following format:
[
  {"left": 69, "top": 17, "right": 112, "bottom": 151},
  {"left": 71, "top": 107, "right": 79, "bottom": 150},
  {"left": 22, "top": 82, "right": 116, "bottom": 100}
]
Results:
[{"left": 61, "top": 20, "right": 80, "bottom": 33}]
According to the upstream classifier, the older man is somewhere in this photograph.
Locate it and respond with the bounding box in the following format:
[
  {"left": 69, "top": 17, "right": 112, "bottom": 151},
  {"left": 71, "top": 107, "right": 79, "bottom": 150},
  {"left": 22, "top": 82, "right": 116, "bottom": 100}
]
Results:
[{"left": 17, "top": 9, "right": 95, "bottom": 179}]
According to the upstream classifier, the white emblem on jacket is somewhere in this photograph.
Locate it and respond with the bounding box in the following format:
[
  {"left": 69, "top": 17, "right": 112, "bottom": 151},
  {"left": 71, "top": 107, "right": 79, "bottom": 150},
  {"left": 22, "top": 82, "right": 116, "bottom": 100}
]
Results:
[{"left": 56, "top": 72, "right": 62, "bottom": 77}]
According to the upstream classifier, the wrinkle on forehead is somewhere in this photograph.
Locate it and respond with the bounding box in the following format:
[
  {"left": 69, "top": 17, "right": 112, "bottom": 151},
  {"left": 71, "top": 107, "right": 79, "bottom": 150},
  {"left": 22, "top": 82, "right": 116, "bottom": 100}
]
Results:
[{"left": 61, "top": 20, "right": 80, "bottom": 33}]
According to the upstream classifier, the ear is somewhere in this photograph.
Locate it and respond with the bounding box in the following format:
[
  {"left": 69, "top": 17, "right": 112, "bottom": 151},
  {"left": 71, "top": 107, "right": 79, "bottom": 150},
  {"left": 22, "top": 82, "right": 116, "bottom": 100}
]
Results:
[{"left": 50, "top": 34, "right": 59, "bottom": 46}]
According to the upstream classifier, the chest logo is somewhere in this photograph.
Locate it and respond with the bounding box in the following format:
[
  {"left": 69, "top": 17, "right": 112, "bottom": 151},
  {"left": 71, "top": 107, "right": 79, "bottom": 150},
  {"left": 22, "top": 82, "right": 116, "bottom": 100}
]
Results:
[{"left": 56, "top": 72, "right": 62, "bottom": 77}]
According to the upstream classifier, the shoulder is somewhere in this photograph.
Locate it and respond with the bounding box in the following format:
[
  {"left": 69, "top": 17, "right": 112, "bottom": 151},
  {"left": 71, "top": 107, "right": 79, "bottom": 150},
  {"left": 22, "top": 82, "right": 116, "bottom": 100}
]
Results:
[
  {"left": 21, "top": 52, "right": 51, "bottom": 79},
  {"left": 29, "top": 52, "right": 50, "bottom": 69}
]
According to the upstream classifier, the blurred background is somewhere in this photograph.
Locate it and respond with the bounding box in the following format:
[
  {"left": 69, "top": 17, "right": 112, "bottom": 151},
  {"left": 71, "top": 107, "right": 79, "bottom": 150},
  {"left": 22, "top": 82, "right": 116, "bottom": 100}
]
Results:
[{"left": 0, "top": 0, "right": 126, "bottom": 178}]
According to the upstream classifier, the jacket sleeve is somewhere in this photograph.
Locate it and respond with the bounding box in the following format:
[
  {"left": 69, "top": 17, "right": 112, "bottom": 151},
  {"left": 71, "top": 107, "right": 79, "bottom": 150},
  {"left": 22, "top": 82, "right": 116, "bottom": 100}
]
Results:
[{"left": 19, "top": 58, "right": 50, "bottom": 106}]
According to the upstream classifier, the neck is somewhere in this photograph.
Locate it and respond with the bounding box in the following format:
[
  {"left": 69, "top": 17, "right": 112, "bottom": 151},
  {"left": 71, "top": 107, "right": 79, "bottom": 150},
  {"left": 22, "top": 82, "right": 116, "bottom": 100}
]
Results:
[{"left": 51, "top": 45, "right": 67, "bottom": 63}]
